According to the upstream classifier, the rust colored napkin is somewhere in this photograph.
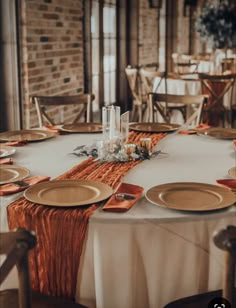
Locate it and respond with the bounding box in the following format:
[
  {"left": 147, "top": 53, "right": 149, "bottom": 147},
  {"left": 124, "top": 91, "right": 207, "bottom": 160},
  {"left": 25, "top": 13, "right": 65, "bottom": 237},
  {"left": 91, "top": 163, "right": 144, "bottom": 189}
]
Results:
[
  {"left": 44, "top": 125, "right": 68, "bottom": 135},
  {"left": 216, "top": 179, "right": 236, "bottom": 190},
  {"left": 0, "top": 175, "right": 50, "bottom": 196},
  {"left": 2, "top": 140, "right": 28, "bottom": 146},
  {"left": 178, "top": 123, "right": 211, "bottom": 135},
  {"left": 0, "top": 158, "right": 13, "bottom": 165},
  {"left": 102, "top": 182, "right": 143, "bottom": 212},
  {"left": 232, "top": 140, "right": 236, "bottom": 146}
]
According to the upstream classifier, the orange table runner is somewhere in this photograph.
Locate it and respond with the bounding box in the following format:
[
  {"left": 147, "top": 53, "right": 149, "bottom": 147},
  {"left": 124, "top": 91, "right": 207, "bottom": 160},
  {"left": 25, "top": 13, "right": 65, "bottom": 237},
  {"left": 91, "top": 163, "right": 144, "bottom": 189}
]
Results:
[{"left": 7, "top": 131, "right": 165, "bottom": 299}]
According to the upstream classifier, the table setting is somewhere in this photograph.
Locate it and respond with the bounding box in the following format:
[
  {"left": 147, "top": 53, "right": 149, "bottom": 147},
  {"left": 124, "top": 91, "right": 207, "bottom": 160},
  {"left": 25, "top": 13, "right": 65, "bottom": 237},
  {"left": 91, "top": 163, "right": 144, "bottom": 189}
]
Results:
[{"left": 0, "top": 110, "right": 236, "bottom": 308}]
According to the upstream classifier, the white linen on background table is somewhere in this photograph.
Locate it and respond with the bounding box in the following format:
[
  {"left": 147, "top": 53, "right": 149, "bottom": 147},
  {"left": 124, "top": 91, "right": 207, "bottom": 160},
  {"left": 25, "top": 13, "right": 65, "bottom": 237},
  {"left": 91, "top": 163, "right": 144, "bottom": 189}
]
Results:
[{"left": 0, "top": 131, "right": 235, "bottom": 308}]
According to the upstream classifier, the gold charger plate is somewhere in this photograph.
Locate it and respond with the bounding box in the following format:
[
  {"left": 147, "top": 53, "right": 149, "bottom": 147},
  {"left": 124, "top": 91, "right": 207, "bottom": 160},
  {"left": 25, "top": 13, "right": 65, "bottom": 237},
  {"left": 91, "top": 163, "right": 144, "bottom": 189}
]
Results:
[
  {"left": 129, "top": 123, "right": 180, "bottom": 133},
  {"left": 61, "top": 123, "right": 102, "bottom": 133},
  {"left": 197, "top": 127, "right": 236, "bottom": 139},
  {"left": 0, "top": 145, "right": 16, "bottom": 158},
  {"left": 145, "top": 182, "right": 236, "bottom": 211},
  {"left": 24, "top": 179, "right": 113, "bottom": 207},
  {"left": 228, "top": 167, "right": 236, "bottom": 178},
  {"left": 0, "top": 130, "right": 56, "bottom": 142},
  {"left": 0, "top": 164, "right": 30, "bottom": 185}
]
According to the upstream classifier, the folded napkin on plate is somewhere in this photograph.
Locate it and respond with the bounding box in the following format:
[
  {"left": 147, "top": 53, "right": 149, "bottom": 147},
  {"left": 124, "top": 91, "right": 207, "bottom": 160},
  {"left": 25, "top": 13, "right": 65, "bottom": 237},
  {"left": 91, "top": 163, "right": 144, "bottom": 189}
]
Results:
[
  {"left": 0, "top": 175, "right": 50, "bottom": 196},
  {"left": 178, "top": 123, "right": 211, "bottom": 135},
  {"left": 216, "top": 179, "right": 236, "bottom": 190},
  {"left": 44, "top": 125, "right": 68, "bottom": 135},
  {"left": 102, "top": 182, "right": 143, "bottom": 212},
  {"left": 0, "top": 158, "right": 13, "bottom": 165},
  {"left": 1, "top": 140, "right": 28, "bottom": 146},
  {"left": 232, "top": 140, "right": 236, "bottom": 146}
]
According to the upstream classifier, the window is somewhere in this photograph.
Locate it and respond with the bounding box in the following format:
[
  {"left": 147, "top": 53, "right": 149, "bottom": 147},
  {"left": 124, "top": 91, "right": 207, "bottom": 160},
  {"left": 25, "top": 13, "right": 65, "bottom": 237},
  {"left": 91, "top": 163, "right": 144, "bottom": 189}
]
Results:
[{"left": 91, "top": 0, "right": 117, "bottom": 112}]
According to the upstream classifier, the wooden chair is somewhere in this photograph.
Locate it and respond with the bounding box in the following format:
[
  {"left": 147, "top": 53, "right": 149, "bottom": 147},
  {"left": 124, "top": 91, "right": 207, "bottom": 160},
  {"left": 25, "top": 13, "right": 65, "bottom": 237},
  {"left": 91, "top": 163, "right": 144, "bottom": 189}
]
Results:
[
  {"left": 125, "top": 66, "right": 148, "bottom": 122},
  {"left": 140, "top": 68, "right": 188, "bottom": 123},
  {"left": 164, "top": 225, "right": 236, "bottom": 308},
  {"left": 148, "top": 93, "right": 207, "bottom": 126},
  {"left": 31, "top": 94, "right": 95, "bottom": 127},
  {"left": 198, "top": 73, "right": 236, "bottom": 127},
  {"left": 0, "top": 228, "right": 88, "bottom": 308},
  {"left": 221, "top": 57, "right": 236, "bottom": 73},
  {"left": 172, "top": 53, "right": 199, "bottom": 74}
]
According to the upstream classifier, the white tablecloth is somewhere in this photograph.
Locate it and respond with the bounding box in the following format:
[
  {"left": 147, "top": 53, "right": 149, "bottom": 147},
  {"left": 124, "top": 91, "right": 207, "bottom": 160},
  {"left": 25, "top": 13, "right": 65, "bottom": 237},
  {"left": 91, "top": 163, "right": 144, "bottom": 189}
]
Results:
[
  {"left": 0, "top": 131, "right": 236, "bottom": 308},
  {"left": 153, "top": 75, "right": 235, "bottom": 124}
]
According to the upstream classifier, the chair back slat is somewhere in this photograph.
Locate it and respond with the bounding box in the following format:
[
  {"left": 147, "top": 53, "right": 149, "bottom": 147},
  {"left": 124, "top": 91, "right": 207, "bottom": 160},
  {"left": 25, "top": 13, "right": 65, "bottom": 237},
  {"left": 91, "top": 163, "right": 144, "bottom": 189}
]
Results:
[
  {"left": 31, "top": 94, "right": 95, "bottom": 127},
  {"left": 198, "top": 73, "right": 236, "bottom": 126},
  {"left": 0, "top": 228, "right": 36, "bottom": 308},
  {"left": 148, "top": 92, "right": 208, "bottom": 125}
]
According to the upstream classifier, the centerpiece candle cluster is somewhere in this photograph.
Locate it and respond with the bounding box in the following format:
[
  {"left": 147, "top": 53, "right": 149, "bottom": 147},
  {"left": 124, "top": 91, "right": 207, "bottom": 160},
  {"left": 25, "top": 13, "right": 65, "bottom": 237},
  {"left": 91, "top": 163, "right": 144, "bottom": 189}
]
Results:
[{"left": 71, "top": 106, "right": 164, "bottom": 162}]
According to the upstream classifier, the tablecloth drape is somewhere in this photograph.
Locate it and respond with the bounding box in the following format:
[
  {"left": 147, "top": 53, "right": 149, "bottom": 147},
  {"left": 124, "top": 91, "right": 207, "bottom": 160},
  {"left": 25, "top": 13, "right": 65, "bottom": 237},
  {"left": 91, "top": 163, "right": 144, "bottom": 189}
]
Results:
[{"left": 7, "top": 131, "right": 165, "bottom": 299}]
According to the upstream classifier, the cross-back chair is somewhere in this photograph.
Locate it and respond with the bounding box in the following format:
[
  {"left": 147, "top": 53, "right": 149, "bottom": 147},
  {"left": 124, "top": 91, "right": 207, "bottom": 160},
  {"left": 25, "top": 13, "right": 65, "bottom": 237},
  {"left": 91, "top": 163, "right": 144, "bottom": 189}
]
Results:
[
  {"left": 148, "top": 93, "right": 208, "bottom": 126},
  {"left": 172, "top": 53, "right": 199, "bottom": 74},
  {"left": 140, "top": 68, "right": 189, "bottom": 123},
  {"left": 164, "top": 225, "right": 236, "bottom": 308},
  {"left": 221, "top": 57, "right": 236, "bottom": 73},
  {"left": 125, "top": 66, "right": 148, "bottom": 122},
  {"left": 198, "top": 73, "right": 236, "bottom": 127},
  {"left": 0, "top": 228, "right": 88, "bottom": 308},
  {"left": 31, "top": 94, "right": 95, "bottom": 127}
]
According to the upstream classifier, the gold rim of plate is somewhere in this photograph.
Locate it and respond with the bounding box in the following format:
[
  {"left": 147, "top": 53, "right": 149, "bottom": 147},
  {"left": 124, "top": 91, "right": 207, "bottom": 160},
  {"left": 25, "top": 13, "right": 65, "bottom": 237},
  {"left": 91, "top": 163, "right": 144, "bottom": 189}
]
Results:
[
  {"left": 0, "top": 130, "right": 56, "bottom": 142},
  {"left": 145, "top": 182, "right": 236, "bottom": 211},
  {"left": 24, "top": 179, "right": 113, "bottom": 207},
  {"left": 129, "top": 123, "right": 180, "bottom": 133},
  {"left": 0, "top": 164, "right": 30, "bottom": 185},
  {"left": 197, "top": 127, "right": 236, "bottom": 139},
  {"left": 61, "top": 123, "right": 102, "bottom": 133},
  {"left": 0, "top": 145, "right": 16, "bottom": 158}
]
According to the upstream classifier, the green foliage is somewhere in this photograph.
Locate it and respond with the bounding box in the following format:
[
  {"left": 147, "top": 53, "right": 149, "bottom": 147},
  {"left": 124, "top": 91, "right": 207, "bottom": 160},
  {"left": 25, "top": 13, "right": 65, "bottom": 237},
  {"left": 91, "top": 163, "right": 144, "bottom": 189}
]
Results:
[{"left": 195, "top": 0, "right": 236, "bottom": 49}]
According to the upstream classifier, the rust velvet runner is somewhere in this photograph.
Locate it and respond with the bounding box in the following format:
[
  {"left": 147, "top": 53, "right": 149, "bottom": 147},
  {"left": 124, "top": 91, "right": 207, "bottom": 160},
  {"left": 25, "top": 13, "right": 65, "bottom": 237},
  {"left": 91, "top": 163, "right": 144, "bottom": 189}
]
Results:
[{"left": 7, "top": 131, "right": 165, "bottom": 299}]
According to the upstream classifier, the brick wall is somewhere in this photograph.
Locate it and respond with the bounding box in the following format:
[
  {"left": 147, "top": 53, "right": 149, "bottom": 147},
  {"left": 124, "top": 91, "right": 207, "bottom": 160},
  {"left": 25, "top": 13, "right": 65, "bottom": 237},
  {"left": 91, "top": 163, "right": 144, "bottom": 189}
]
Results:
[
  {"left": 138, "top": 0, "right": 159, "bottom": 67},
  {"left": 19, "top": 0, "right": 84, "bottom": 128}
]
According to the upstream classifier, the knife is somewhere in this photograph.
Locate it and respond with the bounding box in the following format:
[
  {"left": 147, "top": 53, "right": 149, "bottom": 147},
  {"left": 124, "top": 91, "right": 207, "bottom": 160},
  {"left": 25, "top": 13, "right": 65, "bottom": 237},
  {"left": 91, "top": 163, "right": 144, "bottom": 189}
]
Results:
[{"left": 115, "top": 193, "right": 136, "bottom": 200}]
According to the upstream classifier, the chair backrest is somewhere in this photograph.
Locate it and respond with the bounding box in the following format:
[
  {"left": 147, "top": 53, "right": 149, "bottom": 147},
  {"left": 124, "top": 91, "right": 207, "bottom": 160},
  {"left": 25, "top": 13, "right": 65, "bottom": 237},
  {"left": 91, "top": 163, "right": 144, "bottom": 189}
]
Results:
[
  {"left": 31, "top": 94, "right": 95, "bottom": 127},
  {"left": 139, "top": 68, "right": 166, "bottom": 95},
  {"left": 148, "top": 92, "right": 208, "bottom": 125},
  {"left": 172, "top": 53, "right": 199, "bottom": 74},
  {"left": 125, "top": 66, "right": 141, "bottom": 101},
  {"left": 221, "top": 57, "right": 236, "bottom": 73},
  {"left": 198, "top": 73, "right": 236, "bottom": 126},
  {"left": 0, "top": 228, "right": 36, "bottom": 308},
  {"left": 213, "top": 225, "right": 236, "bottom": 306}
]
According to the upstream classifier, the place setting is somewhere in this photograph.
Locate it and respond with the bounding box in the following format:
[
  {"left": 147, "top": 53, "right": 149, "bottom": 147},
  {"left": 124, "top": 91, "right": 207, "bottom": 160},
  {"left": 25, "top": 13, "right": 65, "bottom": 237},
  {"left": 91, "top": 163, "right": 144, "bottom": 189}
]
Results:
[
  {"left": 43, "top": 123, "right": 103, "bottom": 134},
  {"left": 23, "top": 179, "right": 113, "bottom": 207},
  {"left": 0, "top": 129, "right": 56, "bottom": 144},
  {"left": 129, "top": 122, "right": 181, "bottom": 133},
  {"left": 0, "top": 145, "right": 16, "bottom": 165},
  {"left": 0, "top": 145, "right": 16, "bottom": 158},
  {"left": 145, "top": 181, "right": 236, "bottom": 212},
  {"left": 0, "top": 163, "right": 51, "bottom": 196},
  {"left": 196, "top": 127, "right": 236, "bottom": 139}
]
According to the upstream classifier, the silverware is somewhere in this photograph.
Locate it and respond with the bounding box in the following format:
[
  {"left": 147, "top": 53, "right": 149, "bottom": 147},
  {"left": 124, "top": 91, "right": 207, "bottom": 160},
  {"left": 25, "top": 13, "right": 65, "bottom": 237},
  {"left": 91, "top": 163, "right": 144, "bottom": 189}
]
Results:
[
  {"left": 115, "top": 193, "right": 136, "bottom": 200},
  {"left": 14, "top": 180, "right": 29, "bottom": 187}
]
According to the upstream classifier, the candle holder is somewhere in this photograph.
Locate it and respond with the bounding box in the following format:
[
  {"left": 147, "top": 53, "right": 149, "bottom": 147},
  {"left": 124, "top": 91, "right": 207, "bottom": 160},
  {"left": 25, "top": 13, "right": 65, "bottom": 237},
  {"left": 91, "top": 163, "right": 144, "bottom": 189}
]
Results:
[
  {"left": 102, "top": 105, "right": 120, "bottom": 141},
  {"left": 140, "top": 137, "right": 152, "bottom": 155}
]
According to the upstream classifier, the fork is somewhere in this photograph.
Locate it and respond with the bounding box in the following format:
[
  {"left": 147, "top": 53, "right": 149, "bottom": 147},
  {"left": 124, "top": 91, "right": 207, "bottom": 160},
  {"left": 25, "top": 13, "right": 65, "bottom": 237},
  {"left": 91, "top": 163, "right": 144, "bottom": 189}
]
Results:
[{"left": 14, "top": 180, "right": 29, "bottom": 187}]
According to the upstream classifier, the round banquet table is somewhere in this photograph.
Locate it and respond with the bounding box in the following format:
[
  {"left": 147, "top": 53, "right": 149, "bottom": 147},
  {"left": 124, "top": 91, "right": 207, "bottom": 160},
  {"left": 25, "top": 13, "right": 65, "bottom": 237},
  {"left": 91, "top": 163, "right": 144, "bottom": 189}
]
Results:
[{"left": 0, "top": 130, "right": 236, "bottom": 308}]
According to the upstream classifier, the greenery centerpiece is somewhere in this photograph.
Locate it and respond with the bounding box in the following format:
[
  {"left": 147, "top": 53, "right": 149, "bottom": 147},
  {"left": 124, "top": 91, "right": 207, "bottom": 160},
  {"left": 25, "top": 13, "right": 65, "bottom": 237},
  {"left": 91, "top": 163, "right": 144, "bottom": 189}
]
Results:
[{"left": 195, "top": 0, "right": 236, "bottom": 50}]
